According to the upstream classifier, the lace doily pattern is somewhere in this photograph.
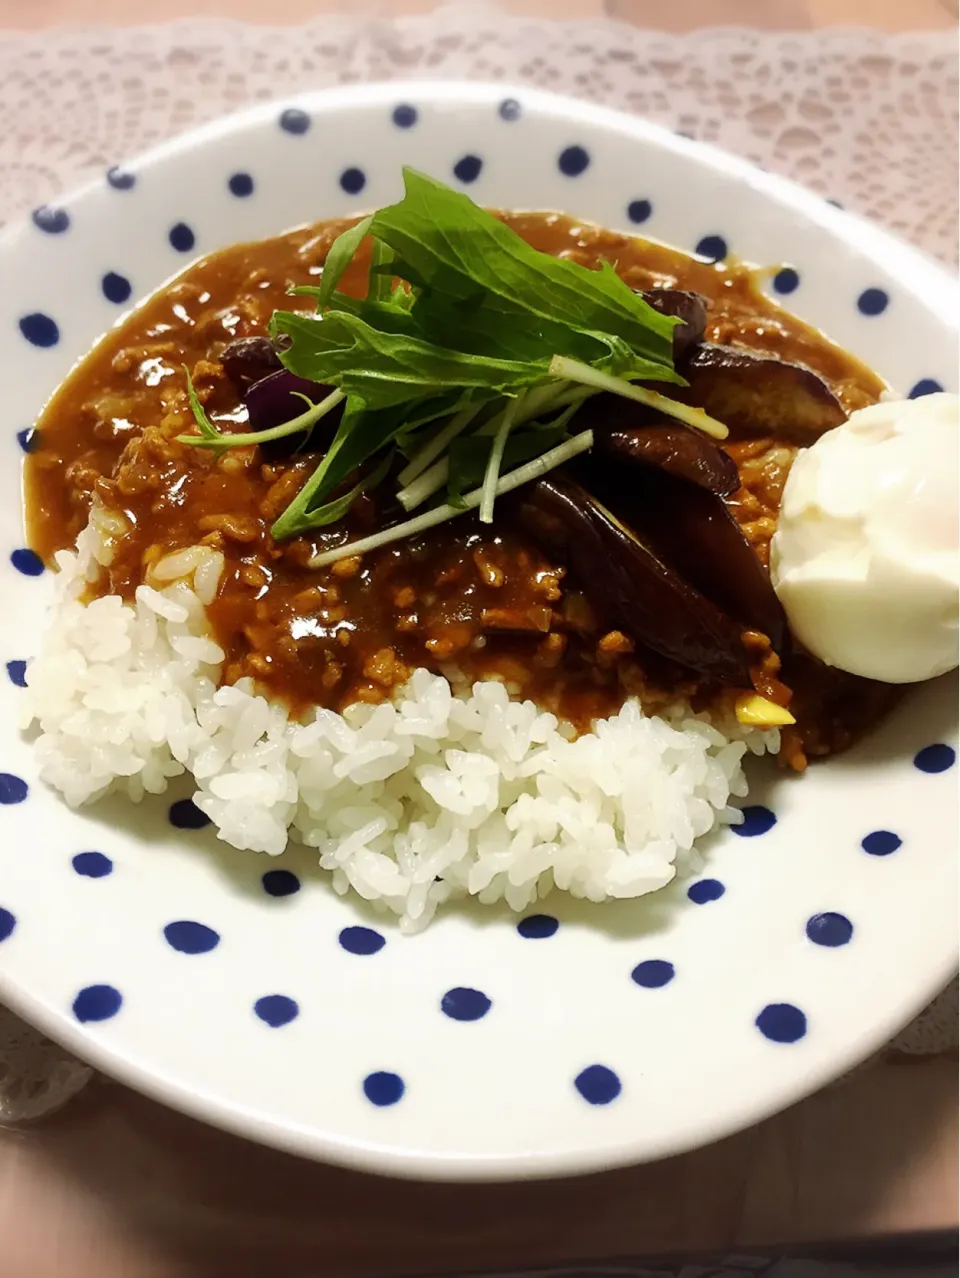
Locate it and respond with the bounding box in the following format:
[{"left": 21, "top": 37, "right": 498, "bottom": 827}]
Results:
[
  {"left": 0, "top": 15, "right": 956, "bottom": 261},
  {"left": 0, "top": 12, "right": 955, "bottom": 1119},
  {"left": 0, "top": 1006, "right": 91, "bottom": 1122}
]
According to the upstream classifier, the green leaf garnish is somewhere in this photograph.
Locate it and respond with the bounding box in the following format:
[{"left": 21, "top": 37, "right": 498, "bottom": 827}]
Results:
[
  {"left": 269, "top": 397, "right": 461, "bottom": 540},
  {"left": 397, "top": 402, "right": 482, "bottom": 488},
  {"left": 309, "top": 429, "right": 596, "bottom": 567},
  {"left": 292, "top": 450, "right": 394, "bottom": 531},
  {"left": 549, "top": 356, "right": 728, "bottom": 439},
  {"left": 479, "top": 393, "right": 522, "bottom": 524},
  {"left": 368, "top": 237, "right": 395, "bottom": 304},
  {"left": 447, "top": 423, "right": 567, "bottom": 509},
  {"left": 177, "top": 386, "right": 345, "bottom": 451},
  {"left": 270, "top": 310, "right": 548, "bottom": 409},
  {"left": 314, "top": 215, "right": 372, "bottom": 309},
  {"left": 181, "top": 167, "right": 725, "bottom": 547},
  {"left": 369, "top": 170, "right": 680, "bottom": 370},
  {"left": 182, "top": 366, "right": 220, "bottom": 441}
]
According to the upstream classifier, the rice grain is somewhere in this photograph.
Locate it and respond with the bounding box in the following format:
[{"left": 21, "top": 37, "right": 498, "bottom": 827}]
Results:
[{"left": 23, "top": 517, "right": 779, "bottom": 931}]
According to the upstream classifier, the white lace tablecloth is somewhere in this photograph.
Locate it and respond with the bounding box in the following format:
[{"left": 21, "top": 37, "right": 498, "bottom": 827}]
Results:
[{"left": 0, "top": 7, "right": 956, "bottom": 1124}]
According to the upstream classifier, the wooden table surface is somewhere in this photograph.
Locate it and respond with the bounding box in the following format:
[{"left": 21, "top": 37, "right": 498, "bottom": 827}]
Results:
[
  {"left": 0, "top": 3, "right": 957, "bottom": 1276},
  {"left": 0, "top": 1059, "right": 955, "bottom": 1277}
]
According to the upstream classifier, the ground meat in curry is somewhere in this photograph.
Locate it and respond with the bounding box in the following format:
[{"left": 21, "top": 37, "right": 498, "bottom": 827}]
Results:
[{"left": 25, "top": 212, "right": 897, "bottom": 762}]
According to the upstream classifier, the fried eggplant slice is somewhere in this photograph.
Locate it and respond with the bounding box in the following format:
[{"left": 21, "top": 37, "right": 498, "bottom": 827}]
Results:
[
  {"left": 640, "top": 288, "right": 708, "bottom": 359},
  {"left": 598, "top": 420, "right": 740, "bottom": 496},
  {"left": 220, "top": 336, "right": 283, "bottom": 393},
  {"left": 678, "top": 343, "right": 847, "bottom": 442},
  {"left": 244, "top": 368, "right": 343, "bottom": 461},
  {"left": 509, "top": 474, "right": 752, "bottom": 685},
  {"left": 576, "top": 457, "right": 786, "bottom": 649}
]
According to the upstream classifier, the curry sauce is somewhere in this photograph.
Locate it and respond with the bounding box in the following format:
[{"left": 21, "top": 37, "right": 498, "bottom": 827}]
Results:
[{"left": 26, "top": 213, "right": 889, "bottom": 747}]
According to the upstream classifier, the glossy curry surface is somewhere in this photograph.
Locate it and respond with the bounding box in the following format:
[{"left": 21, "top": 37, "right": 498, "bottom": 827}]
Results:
[{"left": 26, "top": 212, "right": 890, "bottom": 754}]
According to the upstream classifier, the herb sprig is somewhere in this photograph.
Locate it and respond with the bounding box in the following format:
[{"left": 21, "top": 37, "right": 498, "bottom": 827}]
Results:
[{"left": 178, "top": 168, "right": 727, "bottom": 550}]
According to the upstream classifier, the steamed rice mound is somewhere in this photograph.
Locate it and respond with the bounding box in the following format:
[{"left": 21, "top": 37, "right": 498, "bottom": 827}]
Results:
[{"left": 23, "top": 514, "right": 779, "bottom": 932}]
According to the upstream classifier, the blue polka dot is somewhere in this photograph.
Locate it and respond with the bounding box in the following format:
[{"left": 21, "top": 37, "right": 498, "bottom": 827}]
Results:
[
  {"left": 627, "top": 199, "right": 652, "bottom": 224},
  {"left": 826, "top": 196, "right": 844, "bottom": 209},
  {"left": 392, "top": 103, "right": 418, "bottom": 128},
  {"left": 340, "top": 168, "right": 366, "bottom": 196},
  {"left": 168, "top": 798, "right": 210, "bottom": 829},
  {"left": 0, "top": 908, "right": 15, "bottom": 942},
  {"left": 696, "top": 235, "right": 728, "bottom": 262},
  {"left": 72, "top": 851, "right": 113, "bottom": 878},
  {"left": 17, "top": 428, "right": 37, "bottom": 453},
  {"left": 517, "top": 913, "right": 559, "bottom": 939},
  {"left": 363, "top": 1071, "right": 404, "bottom": 1106},
  {"left": 676, "top": 129, "right": 695, "bottom": 140},
  {"left": 687, "top": 878, "right": 725, "bottom": 904},
  {"left": 574, "top": 1064, "right": 621, "bottom": 1105},
  {"left": 806, "top": 912, "right": 853, "bottom": 947},
  {"left": 279, "top": 107, "right": 311, "bottom": 135},
  {"left": 0, "top": 774, "right": 28, "bottom": 805},
  {"left": 441, "top": 987, "right": 491, "bottom": 1021},
  {"left": 6, "top": 660, "right": 26, "bottom": 688},
  {"left": 914, "top": 743, "right": 956, "bottom": 774},
  {"left": 631, "top": 959, "right": 675, "bottom": 988},
  {"left": 756, "top": 1003, "right": 807, "bottom": 1043},
  {"left": 453, "top": 154, "right": 483, "bottom": 184},
  {"left": 163, "top": 920, "right": 220, "bottom": 955},
  {"left": 861, "top": 829, "right": 901, "bottom": 857},
  {"left": 18, "top": 313, "right": 60, "bottom": 348},
  {"left": 106, "top": 166, "right": 136, "bottom": 190},
  {"left": 558, "top": 145, "right": 590, "bottom": 177},
  {"left": 169, "top": 223, "right": 195, "bottom": 253},
  {"left": 32, "top": 206, "right": 70, "bottom": 234},
  {"left": 733, "top": 805, "right": 777, "bottom": 837},
  {"left": 857, "top": 287, "right": 889, "bottom": 316},
  {"left": 499, "top": 98, "right": 521, "bottom": 122},
  {"left": 228, "top": 172, "right": 254, "bottom": 198},
  {"left": 11, "top": 548, "right": 43, "bottom": 576},
  {"left": 909, "top": 378, "right": 944, "bottom": 399},
  {"left": 338, "top": 925, "right": 385, "bottom": 956},
  {"left": 773, "top": 267, "right": 800, "bottom": 295},
  {"left": 262, "top": 869, "right": 300, "bottom": 898},
  {"left": 73, "top": 984, "right": 122, "bottom": 1023},
  {"left": 254, "top": 994, "right": 299, "bottom": 1027},
  {"left": 101, "top": 272, "right": 132, "bottom": 305}
]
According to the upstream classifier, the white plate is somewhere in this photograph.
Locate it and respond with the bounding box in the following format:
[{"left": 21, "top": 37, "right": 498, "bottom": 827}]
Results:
[{"left": 0, "top": 82, "right": 956, "bottom": 1181}]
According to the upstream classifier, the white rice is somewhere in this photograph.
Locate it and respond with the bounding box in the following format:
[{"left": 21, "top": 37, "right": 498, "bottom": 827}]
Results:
[{"left": 23, "top": 512, "right": 779, "bottom": 932}]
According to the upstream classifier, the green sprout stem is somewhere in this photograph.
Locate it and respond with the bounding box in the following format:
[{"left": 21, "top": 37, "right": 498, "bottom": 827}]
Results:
[{"left": 177, "top": 388, "right": 345, "bottom": 451}]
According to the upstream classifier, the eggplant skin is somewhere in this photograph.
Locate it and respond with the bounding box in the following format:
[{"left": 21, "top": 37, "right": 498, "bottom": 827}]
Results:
[
  {"left": 678, "top": 343, "right": 847, "bottom": 442},
  {"left": 574, "top": 386, "right": 740, "bottom": 496},
  {"left": 220, "top": 336, "right": 283, "bottom": 393},
  {"left": 246, "top": 369, "right": 343, "bottom": 461},
  {"left": 640, "top": 289, "right": 708, "bottom": 359},
  {"left": 598, "top": 420, "right": 740, "bottom": 496},
  {"left": 509, "top": 474, "right": 753, "bottom": 686},
  {"left": 577, "top": 457, "right": 786, "bottom": 651}
]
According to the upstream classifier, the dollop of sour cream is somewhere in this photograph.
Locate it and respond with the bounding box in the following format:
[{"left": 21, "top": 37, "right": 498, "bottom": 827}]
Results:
[{"left": 770, "top": 391, "right": 959, "bottom": 684}]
